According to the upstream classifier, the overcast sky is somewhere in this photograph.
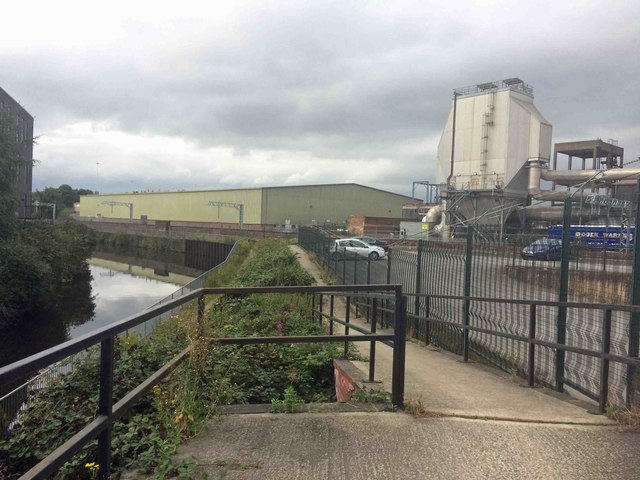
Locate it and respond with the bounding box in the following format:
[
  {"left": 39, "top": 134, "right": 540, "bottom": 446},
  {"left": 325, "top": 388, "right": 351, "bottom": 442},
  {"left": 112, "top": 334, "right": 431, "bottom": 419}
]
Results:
[{"left": 2, "top": 0, "right": 638, "bottom": 197}]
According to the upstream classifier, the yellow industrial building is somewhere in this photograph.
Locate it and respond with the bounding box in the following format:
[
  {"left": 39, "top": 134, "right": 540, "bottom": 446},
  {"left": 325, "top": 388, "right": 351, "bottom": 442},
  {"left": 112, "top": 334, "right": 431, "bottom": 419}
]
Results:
[{"left": 79, "top": 183, "right": 413, "bottom": 227}]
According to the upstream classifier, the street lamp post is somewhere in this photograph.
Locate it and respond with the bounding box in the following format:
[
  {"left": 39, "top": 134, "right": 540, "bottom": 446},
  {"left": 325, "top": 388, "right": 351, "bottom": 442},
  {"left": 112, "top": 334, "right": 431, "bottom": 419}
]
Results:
[{"left": 96, "top": 162, "right": 101, "bottom": 194}]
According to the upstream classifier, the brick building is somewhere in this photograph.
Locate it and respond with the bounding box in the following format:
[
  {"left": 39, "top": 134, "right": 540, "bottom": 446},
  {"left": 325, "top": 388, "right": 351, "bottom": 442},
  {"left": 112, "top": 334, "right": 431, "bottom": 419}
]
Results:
[{"left": 0, "top": 86, "right": 34, "bottom": 218}]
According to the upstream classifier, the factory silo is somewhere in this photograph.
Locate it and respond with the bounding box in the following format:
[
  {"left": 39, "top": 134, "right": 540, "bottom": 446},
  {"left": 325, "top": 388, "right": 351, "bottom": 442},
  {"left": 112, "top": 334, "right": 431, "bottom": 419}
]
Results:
[{"left": 434, "top": 79, "right": 552, "bottom": 227}]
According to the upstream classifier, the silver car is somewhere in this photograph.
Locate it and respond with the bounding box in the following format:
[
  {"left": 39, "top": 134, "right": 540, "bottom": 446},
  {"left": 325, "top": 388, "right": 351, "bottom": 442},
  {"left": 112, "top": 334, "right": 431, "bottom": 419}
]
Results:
[{"left": 330, "top": 238, "right": 386, "bottom": 260}]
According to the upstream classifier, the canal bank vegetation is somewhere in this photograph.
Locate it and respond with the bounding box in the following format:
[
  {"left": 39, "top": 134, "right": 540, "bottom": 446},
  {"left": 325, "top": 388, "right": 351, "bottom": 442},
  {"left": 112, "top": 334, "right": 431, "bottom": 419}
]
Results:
[
  {"left": 0, "top": 222, "right": 96, "bottom": 328},
  {"left": 93, "top": 230, "right": 181, "bottom": 253},
  {"left": 0, "top": 118, "right": 97, "bottom": 329},
  {"left": 1, "top": 240, "right": 342, "bottom": 479}
]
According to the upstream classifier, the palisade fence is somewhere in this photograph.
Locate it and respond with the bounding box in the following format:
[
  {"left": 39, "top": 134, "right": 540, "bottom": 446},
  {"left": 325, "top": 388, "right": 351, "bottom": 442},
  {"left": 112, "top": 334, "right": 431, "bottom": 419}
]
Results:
[
  {"left": 299, "top": 211, "right": 640, "bottom": 408},
  {"left": 0, "top": 242, "right": 240, "bottom": 433}
]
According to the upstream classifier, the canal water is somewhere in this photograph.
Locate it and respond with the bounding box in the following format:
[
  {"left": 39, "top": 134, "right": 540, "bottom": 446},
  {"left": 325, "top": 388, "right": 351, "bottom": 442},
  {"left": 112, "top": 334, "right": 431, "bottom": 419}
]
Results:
[{"left": 0, "top": 250, "right": 200, "bottom": 369}]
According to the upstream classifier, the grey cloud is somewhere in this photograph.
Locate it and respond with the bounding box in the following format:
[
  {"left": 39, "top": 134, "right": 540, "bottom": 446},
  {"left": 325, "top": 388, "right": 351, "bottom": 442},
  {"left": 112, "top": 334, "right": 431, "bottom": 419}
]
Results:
[{"left": 2, "top": 0, "right": 639, "bottom": 195}]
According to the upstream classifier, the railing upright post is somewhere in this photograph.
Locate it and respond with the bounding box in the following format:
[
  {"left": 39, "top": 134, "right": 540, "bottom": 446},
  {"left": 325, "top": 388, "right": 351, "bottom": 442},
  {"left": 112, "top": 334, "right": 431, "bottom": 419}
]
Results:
[
  {"left": 391, "top": 290, "right": 407, "bottom": 408},
  {"left": 528, "top": 304, "right": 537, "bottom": 387},
  {"left": 354, "top": 255, "right": 360, "bottom": 319},
  {"left": 97, "top": 337, "right": 114, "bottom": 480},
  {"left": 344, "top": 296, "right": 351, "bottom": 357},
  {"left": 319, "top": 294, "right": 323, "bottom": 326},
  {"left": 386, "top": 249, "right": 392, "bottom": 328},
  {"left": 598, "top": 308, "right": 612, "bottom": 413},
  {"left": 330, "top": 295, "right": 335, "bottom": 335},
  {"left": 369, "top": 298, "right": 378, "bottom": 382}
]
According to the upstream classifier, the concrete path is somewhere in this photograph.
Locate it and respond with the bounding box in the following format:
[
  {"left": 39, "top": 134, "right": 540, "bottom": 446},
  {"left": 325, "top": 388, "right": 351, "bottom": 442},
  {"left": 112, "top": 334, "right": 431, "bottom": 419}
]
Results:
[
  {"left": 289, "top": 245, "right": 611, "bottom": 425},
  {"left": 177, "top": 412, "right": 639, "bottom": 480}
]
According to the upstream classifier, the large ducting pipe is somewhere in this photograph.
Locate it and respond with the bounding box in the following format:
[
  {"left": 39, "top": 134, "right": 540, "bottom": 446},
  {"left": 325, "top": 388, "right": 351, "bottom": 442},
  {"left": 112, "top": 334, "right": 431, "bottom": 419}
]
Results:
[
  {"left": 541, "top": 168, "right": 640, "bottom": 187},
  {"left": 424, "top": 204, "right": 443, "bottom": 226},
  {"left": 527, "top": 159, "right": 580, "bottom": 202},
  {"left": 519, "top": 206, "right": 565, "bottom": 222},
  {"left": 509, "top": 205, "right": 599, "bottom": 223},
  {"left": 527, "top": 158, "right": 640, "bottom": 201}
]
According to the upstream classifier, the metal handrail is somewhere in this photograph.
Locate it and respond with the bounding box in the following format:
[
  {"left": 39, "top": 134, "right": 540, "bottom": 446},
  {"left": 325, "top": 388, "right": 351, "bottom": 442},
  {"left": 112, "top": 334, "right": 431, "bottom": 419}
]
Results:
[
  {"left": 0, "top": 284, "right": 406, "bottom": 480},
  {"left": 0, "top": 241, "right": 243, "bottom": 431},
  {"left": 404, "top": 292, "right": 640, "bottom": 313}
]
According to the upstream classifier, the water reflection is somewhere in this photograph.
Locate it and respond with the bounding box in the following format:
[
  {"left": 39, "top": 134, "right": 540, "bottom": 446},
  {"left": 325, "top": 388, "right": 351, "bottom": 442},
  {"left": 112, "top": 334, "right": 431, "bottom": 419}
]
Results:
[
  {"left": 69, "top": 263, "right": 181, "bottom": 337},
  {"left": 0, "top": 253, "right": 194, "bottom": 368}
]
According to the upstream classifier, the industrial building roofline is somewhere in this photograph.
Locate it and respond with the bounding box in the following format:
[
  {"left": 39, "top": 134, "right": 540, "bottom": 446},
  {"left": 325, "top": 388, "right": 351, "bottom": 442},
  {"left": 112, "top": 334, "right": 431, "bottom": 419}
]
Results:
[
  {"left": 80, "top": 182, "right": 416, "bottom": 201},
  {"left": 453, "top": 78, "right": 533, "bottom": 98}
]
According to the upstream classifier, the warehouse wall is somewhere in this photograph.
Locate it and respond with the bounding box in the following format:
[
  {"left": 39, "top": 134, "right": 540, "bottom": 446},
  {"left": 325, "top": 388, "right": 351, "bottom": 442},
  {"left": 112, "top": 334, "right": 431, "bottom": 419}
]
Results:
[
  {"left": 80, "top": 189, "right": 263, "bottom": 224},
  {"left": 261, "top": 184, "right": 412, "bottom": 225}
]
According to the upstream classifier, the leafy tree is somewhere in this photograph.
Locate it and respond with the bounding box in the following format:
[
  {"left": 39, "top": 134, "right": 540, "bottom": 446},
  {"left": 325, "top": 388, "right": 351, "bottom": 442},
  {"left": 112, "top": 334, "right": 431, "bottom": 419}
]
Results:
[{"left": 33, "top": 184, "right": 95, "bottom": 211}]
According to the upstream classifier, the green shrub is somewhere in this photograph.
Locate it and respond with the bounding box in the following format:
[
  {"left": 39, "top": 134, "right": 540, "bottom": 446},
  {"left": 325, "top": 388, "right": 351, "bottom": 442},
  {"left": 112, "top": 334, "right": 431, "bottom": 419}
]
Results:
[{"left": 0, "top": 222, "right": 95, "bottom": 326}]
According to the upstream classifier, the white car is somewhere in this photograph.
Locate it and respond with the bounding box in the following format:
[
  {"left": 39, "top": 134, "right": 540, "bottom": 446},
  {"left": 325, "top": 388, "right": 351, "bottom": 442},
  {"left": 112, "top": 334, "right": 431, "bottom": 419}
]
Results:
[{"left": 330, "top": 238, "right": 386, "bottom": 260}]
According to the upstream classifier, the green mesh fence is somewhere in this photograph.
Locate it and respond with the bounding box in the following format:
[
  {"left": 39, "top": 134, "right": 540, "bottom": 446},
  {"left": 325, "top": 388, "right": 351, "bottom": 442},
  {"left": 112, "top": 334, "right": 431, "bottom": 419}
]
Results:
[{"left": 299, "top": 222, "right": 639, "bottom": 408}]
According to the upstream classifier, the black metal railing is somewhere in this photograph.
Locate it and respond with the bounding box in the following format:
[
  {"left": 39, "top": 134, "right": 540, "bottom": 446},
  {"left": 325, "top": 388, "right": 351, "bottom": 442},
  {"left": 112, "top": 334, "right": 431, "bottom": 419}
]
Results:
[
  {"left": 0, "top": 284, "right": 406, "bottom": 480},
  {"left": 402, "top": 293, "right": 640, "bottom": 413}
]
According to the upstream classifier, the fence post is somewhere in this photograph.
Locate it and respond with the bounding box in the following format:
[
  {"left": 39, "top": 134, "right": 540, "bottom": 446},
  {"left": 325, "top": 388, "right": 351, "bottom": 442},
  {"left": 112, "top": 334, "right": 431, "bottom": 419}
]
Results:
[
  {"left": 319, "top": 294, "right": 323, "bottom": 326},
  {"left": 528, "top": 304, "right": 537, "bottom": 387},
  {"left": 391, "top": 293, "right": 407, "bottom": 408},
  {"left": 369, "top": 298, "right": 378, "bottom": 382},
  {"left": 414, "top": 240, "right": 423, "bottom": 339},
  {"left": 342, "top": 255, "right": 346, "bottom": 286},
  {"left": 556, "top": 199, "right": 572, "bottom": 392},
  {"left": 367, "top": 256, "right": 372, "bottom": 321},
  {"left": 628, "top": 179, "right": 640, "bottom": 407},
  {"left": 97, "top": 337, "right": 115, "bottom": 480},
  {"left": 385, "top": 249, "right": 392, "bottom": 328},
  {"left": 354, "top": 255, "right": 360, "bottom": 318},
  {"left": 425, "top": 295, "right": 431, "bottom": 345},
  {"left": 354, "top": 253, "right": 358, "bottom": 285},
  {"left": 463, "top": 227, "right": 473, "bottom": 362},
  {"left": 598, "top": 308, "right": 612, "bottom": 413}
]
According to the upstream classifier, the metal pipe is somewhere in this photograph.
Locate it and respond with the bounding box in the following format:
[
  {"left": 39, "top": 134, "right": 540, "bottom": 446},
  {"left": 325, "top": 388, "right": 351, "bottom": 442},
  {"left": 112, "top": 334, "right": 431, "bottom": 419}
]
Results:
[
  {"left": 518, "top": 205, "right": 596, "bottom": 223},
  {"left": 446, "top": 92, "right": 458, "bottom": 189},
  {"left": 423, "top": 204, "right": 443, "bottom": 227},
  {"left": 542, "top": 167, "right": 640, "bottom": 187}
]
